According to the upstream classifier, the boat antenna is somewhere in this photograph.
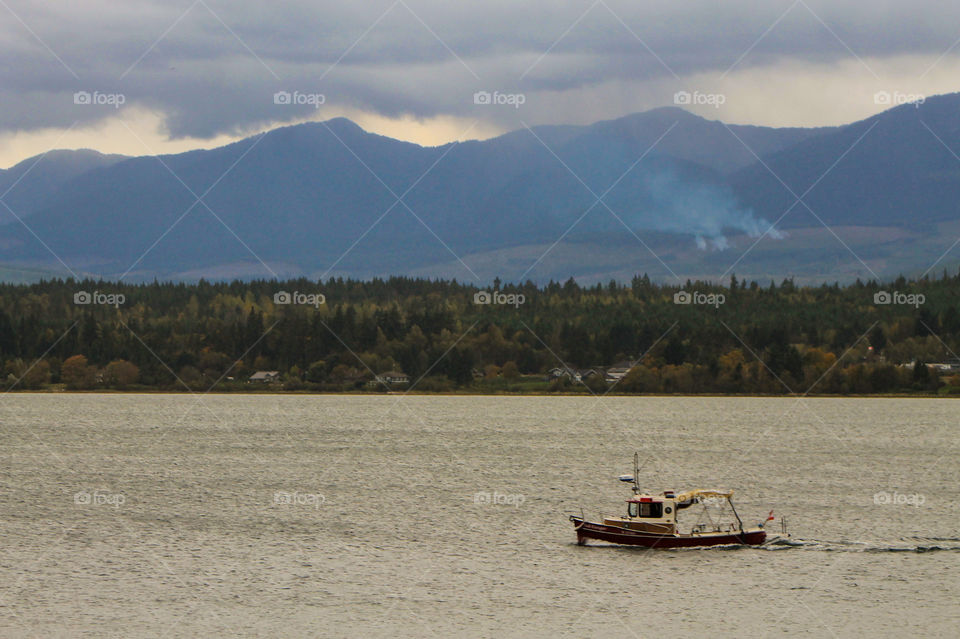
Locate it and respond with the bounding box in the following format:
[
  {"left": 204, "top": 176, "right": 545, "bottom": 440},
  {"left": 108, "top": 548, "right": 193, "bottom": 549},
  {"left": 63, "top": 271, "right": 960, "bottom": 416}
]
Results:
[
  {"left": 728, "top": 495, "right": 746, "bottom": 540},
  {"left": 633, "top": 451, "right": 641, "bottom": 494}
]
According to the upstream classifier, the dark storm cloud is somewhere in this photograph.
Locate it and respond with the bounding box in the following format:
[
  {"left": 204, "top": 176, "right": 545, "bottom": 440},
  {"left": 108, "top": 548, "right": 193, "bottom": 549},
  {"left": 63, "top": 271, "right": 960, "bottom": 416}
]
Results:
[{"left": 0, "top": 0, "right": 958, "bottom": 138}]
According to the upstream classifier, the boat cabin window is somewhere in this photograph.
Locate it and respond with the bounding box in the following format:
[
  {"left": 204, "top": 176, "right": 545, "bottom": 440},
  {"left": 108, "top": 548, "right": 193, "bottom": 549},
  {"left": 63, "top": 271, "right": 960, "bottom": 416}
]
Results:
[
  {"left": 628, "top": 502, "right": 663, "bottom": 518},
  {"left": 640, "top": 502, "right": 662, "bottom": 518}
]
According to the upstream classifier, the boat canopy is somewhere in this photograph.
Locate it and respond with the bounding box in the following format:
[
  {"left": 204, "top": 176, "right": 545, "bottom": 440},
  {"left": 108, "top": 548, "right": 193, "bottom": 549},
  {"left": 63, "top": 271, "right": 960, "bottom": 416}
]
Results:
[{"left": 672, "top": 489, "right": 733, "bottom": 502}]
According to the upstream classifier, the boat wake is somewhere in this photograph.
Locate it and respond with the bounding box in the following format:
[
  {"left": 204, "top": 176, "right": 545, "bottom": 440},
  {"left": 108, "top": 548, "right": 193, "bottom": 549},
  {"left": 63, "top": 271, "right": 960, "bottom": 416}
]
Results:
[
  {"left": 568, "top": 536, "right": 960, "bottom": 553},
  {"left": 757, "top": 536, "right": 960, "bottom": 553}
]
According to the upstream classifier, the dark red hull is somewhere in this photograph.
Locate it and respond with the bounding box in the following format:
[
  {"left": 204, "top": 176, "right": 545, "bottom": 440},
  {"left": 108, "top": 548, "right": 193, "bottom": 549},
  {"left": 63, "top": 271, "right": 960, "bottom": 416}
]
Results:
[{"left": 570, "top": 517, "right": 766, "bottom": 548}]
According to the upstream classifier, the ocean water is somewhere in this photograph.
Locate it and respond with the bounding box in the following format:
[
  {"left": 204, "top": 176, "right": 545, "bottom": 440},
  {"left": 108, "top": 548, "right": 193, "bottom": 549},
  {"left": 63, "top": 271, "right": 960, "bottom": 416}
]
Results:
[{"left": 1, "top": 394, "right": 958, "bottom": 637}]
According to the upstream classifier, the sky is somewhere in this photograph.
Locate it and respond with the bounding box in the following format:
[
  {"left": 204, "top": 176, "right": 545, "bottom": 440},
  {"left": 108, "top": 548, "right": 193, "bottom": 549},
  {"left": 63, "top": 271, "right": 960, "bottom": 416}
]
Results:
[{"left": 2, "top": 0, "right": 960, "bottom": 168}]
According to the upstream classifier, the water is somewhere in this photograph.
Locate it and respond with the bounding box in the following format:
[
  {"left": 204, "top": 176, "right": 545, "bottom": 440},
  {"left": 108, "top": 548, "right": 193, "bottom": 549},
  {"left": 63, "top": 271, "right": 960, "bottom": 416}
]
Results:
[{"left": 1, "top": 394, "right": 958, "bottom": 637}]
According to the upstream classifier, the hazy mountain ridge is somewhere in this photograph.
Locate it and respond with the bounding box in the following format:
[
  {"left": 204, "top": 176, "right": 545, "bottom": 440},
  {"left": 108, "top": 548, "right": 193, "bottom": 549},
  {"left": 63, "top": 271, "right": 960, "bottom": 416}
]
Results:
[
  {"left": 731, "top": 95, "right": 960, "bottom": 230},
  {"left": 0, "top": 149, "right": 128, "bottom": 223},
  {"left": 2, "top": 95, "right": 960, "bottom": 284}
]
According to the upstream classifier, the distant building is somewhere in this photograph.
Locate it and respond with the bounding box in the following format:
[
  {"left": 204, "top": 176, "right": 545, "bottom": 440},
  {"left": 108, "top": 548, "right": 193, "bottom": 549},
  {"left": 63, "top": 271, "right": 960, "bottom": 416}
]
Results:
[
  {"left": 605, "top": 360, "right": 637, "bottom": 382},
  {"left": 545, "top": 360, "right": 639, "bottom": 384},
  {"left": 376, "top": 371, "right": 410, "bottom": 385},
  {"left": 546, "top": 366, "right": 581, "bottom": 382},
  {"left": 249, "top": 370, "right": 280, "bottom": 383},
  {"left": 929, "top": 358, "right": 960, "bottom": 373},
  {"left": 580, "top": 367, "right": 606, "bottom": 380}
]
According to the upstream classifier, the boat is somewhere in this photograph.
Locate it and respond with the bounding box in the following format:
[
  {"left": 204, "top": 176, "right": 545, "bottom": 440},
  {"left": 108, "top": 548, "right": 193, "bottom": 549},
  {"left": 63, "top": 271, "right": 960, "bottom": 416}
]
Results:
[{"left": 569, "top": 454, "right": 776, "bottom": 548}]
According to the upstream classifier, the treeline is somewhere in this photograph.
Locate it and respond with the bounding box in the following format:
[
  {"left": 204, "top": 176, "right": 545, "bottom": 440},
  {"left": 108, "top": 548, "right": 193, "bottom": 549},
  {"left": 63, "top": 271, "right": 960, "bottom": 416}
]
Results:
[{"left": 1, "top": 273, "right": 959, "bottom": 394}]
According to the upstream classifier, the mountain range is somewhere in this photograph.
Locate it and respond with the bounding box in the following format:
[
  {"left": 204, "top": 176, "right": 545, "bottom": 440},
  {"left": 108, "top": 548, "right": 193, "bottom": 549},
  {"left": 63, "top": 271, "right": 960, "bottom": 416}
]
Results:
[{"left": 3, "top": 94, "right": 960, "bottom": 285}]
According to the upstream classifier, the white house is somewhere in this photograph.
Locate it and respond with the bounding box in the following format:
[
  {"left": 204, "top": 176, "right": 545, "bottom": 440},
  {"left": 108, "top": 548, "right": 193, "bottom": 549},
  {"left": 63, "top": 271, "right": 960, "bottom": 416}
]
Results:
[{"left": 376, "top": 371, "right": 410, "bottom": 385}]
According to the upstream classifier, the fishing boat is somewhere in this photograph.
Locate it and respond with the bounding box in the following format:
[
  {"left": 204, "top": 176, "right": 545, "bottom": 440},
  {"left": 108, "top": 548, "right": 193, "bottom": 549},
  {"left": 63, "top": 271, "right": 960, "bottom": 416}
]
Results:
[{"left": 569, "top": 454, "right": 776, "bottom": 548}]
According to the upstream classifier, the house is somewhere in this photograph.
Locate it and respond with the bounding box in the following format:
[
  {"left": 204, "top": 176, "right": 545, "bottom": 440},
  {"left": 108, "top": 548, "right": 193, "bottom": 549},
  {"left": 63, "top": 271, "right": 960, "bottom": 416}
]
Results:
[
  {"left": 376, "top": 370, "right": 410, "bottom": 385},
  {"left": 546, "top": 362, "right": 638, "bottom": 384},
  {"left": 249, "top": 370, "right": 280, "bottom": 383},
  {"left": 929, "top": 358, "right": 960, "bottom": 373},
  {"left": 546, "top": 366, "right": 581, "bottom": 382},
  {"left": 580, "top": 367, "right": 606, "bottom": 380},
  {"left": 605, "top": 360, "right": 637, "bottom": 382}
]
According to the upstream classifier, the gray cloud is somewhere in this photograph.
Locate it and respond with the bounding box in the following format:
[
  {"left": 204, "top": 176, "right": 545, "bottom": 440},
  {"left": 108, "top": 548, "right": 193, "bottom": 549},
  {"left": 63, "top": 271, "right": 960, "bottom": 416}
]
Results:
[{"left": 1, "top": 0, "right": 959, "bottom": 140}]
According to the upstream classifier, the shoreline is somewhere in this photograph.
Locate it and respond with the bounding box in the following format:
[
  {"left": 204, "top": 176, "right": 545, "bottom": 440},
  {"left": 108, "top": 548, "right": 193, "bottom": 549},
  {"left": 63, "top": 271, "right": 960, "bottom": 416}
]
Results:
[{"left": 6, "top": 388, "right": 954, "bottom": 398}]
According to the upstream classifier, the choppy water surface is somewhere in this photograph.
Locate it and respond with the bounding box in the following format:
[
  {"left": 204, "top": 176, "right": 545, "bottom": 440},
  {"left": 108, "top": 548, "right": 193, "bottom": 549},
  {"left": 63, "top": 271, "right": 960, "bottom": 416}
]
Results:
[{"left": 1, "top": 395, "right": 958, "bottom": 637}]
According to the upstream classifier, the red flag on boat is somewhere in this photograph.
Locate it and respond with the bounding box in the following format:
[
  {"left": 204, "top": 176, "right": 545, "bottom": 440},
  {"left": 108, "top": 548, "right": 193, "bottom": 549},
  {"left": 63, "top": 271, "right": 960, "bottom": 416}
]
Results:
[{"left": 766, "top": 510, "right": 775, "bottom": 522}]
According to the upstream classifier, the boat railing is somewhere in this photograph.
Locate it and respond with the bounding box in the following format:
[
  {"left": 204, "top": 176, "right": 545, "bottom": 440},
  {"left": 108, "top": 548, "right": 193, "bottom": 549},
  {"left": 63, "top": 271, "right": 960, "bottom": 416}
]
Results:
[{"left": 692, "top": 522, "right": 740, "bottom": 534}]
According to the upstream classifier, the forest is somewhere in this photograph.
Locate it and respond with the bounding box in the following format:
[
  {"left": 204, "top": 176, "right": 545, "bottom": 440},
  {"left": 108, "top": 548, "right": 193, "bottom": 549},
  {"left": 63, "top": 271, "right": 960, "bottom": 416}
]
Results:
[{"left": 1, "top": 272, "right": 959, "bottom": 395}]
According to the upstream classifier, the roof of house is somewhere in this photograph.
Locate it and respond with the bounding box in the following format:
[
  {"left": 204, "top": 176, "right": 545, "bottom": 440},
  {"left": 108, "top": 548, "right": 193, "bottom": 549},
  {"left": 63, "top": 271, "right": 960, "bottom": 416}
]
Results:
[{"left": 249, "top": 370, "right": 280, "bottom": 379}]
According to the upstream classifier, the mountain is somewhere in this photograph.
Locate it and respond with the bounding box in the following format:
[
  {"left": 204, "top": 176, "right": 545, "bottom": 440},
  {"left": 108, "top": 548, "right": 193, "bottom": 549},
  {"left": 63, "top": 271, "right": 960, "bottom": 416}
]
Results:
[
  {"left": 0, "top": 149, "right": 128, "bottom": 223},
  {"left": 731, "top": 94, "right": 960, "bottom": 229},
  {"left": 2, "top": 96, "right": 960, "bottom": 284},
  {"left": 586, "top": 107, "right": 834, "bottom": 174}
]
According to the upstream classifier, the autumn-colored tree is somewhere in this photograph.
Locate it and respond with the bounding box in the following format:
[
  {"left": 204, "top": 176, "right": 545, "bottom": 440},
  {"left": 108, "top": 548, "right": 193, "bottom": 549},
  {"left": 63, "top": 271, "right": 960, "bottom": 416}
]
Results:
[
  {"left": 3, "top": 358, "right": 51, "bottom": 389},
  {"left": 619, "top": 365, "right": 659, "bottom": 393},
  {"left": 22, "top": 360, "right": 51, "bottom": 389},
  {"left": 104, "top": 359, "right": 139, "bottom": 389},
  {"left": 0, "top": 274, "right": 958, "bottom": 395},
  {"left": 61, "top": 355, "right": 95, "bottom": 390},
  {"left": 666, "top": 364, "right": 702, "bottom": 393}
]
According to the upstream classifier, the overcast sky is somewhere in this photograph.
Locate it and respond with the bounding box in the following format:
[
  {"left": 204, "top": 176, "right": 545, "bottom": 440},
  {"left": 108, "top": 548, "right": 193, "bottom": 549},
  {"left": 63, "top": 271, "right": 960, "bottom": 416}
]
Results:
[{"left": 1, "top": 0, "right": 959, "bottom": 167}]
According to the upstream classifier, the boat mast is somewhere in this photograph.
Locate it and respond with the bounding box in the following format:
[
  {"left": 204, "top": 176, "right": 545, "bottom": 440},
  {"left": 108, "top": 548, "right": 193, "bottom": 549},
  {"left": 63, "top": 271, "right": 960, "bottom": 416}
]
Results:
[
  {"left": 728, "top": 497, "right": 745, "bottom": 535},
  {"left": 632, "top": 451, "right": 640, "bottom": 494}
]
